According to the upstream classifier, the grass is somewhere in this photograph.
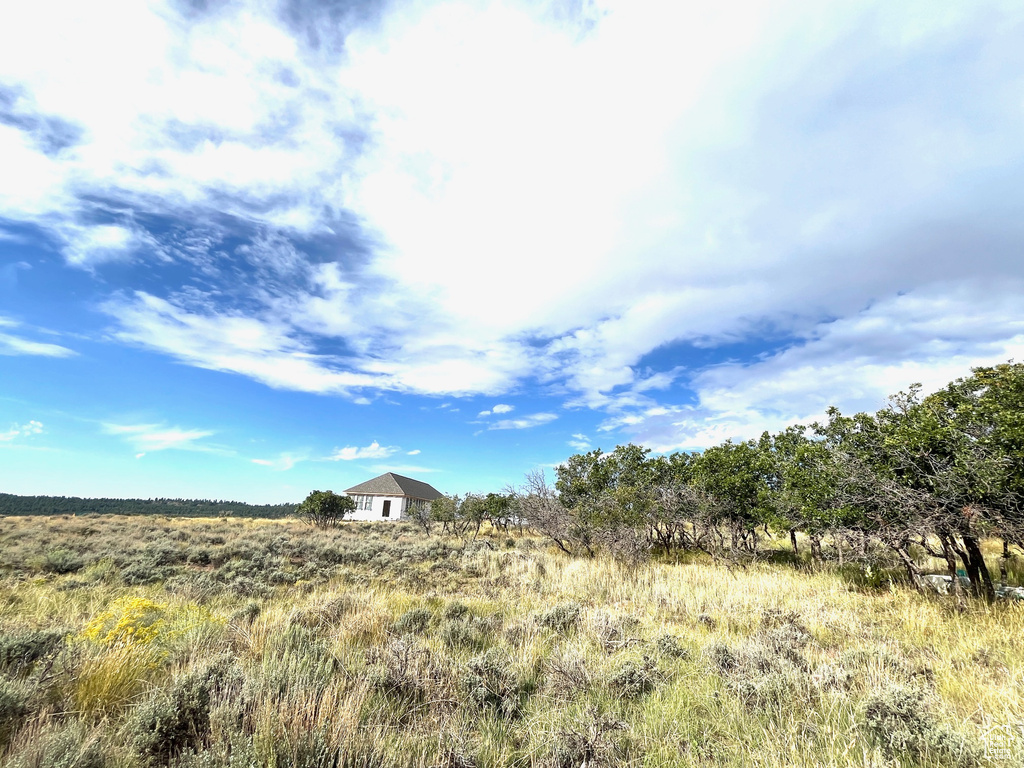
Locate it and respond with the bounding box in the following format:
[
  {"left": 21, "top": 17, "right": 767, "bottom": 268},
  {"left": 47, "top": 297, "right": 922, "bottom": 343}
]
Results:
[{"left": 0, "top": 514, "right": 1021, "bottom": 767}]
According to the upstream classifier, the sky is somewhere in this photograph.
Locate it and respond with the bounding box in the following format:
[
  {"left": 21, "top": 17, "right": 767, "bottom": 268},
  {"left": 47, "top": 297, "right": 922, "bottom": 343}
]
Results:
[{"left": 2, "top": 0, "right": 1024, "bottom": 503}]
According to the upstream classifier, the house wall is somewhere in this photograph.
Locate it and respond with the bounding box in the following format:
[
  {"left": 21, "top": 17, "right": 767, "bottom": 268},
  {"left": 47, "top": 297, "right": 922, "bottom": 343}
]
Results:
[{"left": 347, "top": 494, "right": 407, "bottom": 522}]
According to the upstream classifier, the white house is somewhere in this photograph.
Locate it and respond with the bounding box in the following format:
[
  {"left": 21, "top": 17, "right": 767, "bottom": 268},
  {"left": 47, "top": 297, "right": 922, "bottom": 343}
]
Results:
[{"left": 344, "top": 472, "right": 443, "bottom": 522}]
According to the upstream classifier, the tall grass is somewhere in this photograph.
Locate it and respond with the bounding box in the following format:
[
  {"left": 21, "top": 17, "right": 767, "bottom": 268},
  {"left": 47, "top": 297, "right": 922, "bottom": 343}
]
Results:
[{"left": 0, "top": 514, "right": 1021, "bottom": 767}]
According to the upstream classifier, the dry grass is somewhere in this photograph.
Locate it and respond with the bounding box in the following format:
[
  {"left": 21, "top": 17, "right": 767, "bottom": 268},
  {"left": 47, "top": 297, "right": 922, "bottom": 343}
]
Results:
[{"left": 0, "top": 514, "right": 1021, "bottom": 767}]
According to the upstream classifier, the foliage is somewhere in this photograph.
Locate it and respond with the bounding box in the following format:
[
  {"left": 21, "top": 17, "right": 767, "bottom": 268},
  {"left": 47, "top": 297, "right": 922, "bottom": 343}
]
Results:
[{"left": 296, "top": 489, "right": 355, "bottom": 529}]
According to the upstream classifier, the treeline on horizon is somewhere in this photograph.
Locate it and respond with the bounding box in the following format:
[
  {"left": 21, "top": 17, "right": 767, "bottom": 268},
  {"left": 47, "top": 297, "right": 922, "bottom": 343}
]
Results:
[
  {"left": 0, "top": 494, "right": 298, "bottom": 519},
  {"left": 429, "top": 361, "right": 1024, "bottom": 604}
]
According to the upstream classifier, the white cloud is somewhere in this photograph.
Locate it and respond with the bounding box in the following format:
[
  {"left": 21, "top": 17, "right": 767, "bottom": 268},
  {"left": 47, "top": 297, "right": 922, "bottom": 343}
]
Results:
[
  {"left": 4, "top": 0, "right": 1024, "bottom": 435},
  {"left": 0, "top": 317, "right": 76, "bottom": 357},
  {"left": 328, "top": 440, "right": 397, "bottom": 461},
  {"left": 103, "top": 422, "right": 216, "bottom": 452},
  {"left": 407, "top": 449, "right": 421, "bottom": 455},
  {"left": 59, "top": 223, "right": 153, "bottom": 268},
  {"left": 489, "top": 413, "right": 558, "bottom": 430},
  {"left": 0, "top": 420, "right": 44, "bottom": 442},
  {"left": 477, "top": 403, "right": 514, "bottom": 418},
  {"left": 567, "top": 433, "right": 591, "bottom": 451},
  {"left": 600, "top": 285, "right": 1024, "bottom": 451},
  {"left": 251, "top": 453, "right": 301, "bottom": 471}
]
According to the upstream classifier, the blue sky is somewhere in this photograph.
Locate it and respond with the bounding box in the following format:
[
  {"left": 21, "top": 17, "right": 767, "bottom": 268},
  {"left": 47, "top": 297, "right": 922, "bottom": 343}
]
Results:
[{"left": 2, "top": 0, "right": 1024, "bottom": 503}]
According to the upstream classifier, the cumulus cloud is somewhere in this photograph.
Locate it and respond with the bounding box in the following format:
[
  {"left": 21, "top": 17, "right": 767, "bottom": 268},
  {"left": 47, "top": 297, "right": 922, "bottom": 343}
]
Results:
[
  {"left": 103, "top": 422, "right": 217, "bottom": 452},
  {"left": 0, "top": 420, "right": 44, "bottom": 442},
  {"left": 489, "top": 413, "right": 558, "bottom": 430},
  {"left": 406, "top": 449, "right": 421, "bottom": 455},
  {"left": 328, "top": 440, "right": 397, "bottom": 461}
]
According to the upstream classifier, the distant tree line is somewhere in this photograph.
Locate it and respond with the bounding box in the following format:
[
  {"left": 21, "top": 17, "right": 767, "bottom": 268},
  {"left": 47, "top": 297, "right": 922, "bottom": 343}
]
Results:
[
  {"left": 503, "top": 362, "right": 1024, "bottom": 603},
  {"left": 0, "top": 494, "right": 298, "bottom": 519}
]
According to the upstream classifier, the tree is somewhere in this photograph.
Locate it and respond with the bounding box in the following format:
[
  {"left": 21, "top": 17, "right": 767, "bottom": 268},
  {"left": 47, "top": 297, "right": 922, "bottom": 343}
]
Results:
[{"left": 297, "top": 490, "right": 355, "bottom": 529}]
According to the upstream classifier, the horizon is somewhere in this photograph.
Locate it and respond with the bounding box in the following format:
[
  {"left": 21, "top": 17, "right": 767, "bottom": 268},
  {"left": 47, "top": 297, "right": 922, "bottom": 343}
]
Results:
[{"left": 3, "top": 0, "right": 1024, "bottom": 504}]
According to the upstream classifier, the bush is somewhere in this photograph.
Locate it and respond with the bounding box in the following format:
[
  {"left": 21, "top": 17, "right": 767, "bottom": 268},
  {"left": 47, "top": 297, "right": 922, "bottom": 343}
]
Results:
[
  {"left": 607, "top": 656, "right": 658, "bottom": 699},
  {"left": 654, "top": 634, "right": 689, "bottom": 660},
  {"left": 41, "top": 548, "right": 84, "bottom": 575},
  {"left": 129, "top": 656, "right": 238, "bottom": 765},
  {"left": 549, "top": 707, "right": 627, "bottom": 768},
  {"left": 862, "top": 685, "right": 980, "bottom": 767},
  {"left": 0, "top": 678, "right": 30, "bottom": 747},
  {"left": 537, "top": 602, "right": 582, "bottom": 633},
  {"left": 365, "top": 636, "right": 437, "bottom": 704},
  {"left": 394, "top": 607, "right": 432, "bottom": 635},
  {"left": 461, "top": 649, "right": 528, "bottom": 719},
  {"left": 0, "top": 629, "right": 66, "bottom": 674}
]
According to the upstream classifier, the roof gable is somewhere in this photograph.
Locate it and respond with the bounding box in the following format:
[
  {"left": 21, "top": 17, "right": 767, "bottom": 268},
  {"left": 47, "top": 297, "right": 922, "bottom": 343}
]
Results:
[{"left": 344, "top": 472, "right": 443, "bottom": 500}]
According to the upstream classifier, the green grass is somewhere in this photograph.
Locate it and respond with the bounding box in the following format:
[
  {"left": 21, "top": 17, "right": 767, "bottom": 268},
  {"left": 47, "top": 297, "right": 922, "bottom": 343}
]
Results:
[{"left": 0, "top": 514, "right": 1021, "bottom": 767}]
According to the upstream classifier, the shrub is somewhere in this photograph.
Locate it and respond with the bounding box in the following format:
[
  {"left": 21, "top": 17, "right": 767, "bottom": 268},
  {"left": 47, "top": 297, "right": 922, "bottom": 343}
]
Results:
[
  {"left": 654, "top": 633, "right": 689, "bottom": 660},
  {"left": 83, "top": 597, "right": 166, "bottom": 648},
  {"left": 545, "top": 650, "right": 592, "bottom": 698},
  {"left": 442, "top": 601, "right": 471, "bottom": 622},
  {"left": 129, "top": 656, "right": 239, "bottom": 765},
  {"left": 862, "top": 685, "right": 980, "bottom": 767},
  {"left": 461, "top": 648, "right": 528, "bottom": 718},
  {"left": 607, "top": 656, "right": 658, "bottom": 699},
  {"left": 549, "top": 707, "right": 627, "bottom": 768},
  {"left": 41, "top": 548, "right": 84, "bottom": 575},
  {"left": 365, "top": 636, "right": 438, "bottom": 704},
  {"left": 394, "top": 607, "right": 432, "bottom": 635},
  {"left": 0, "top": 629, "right": 66, "bottom": 674},
  {"left": 0, "top": 678, "right": 30, "bottom": 748},
  {"left": 230, "top": 601, "right": 261, "bottom": 625},
  {"left": 537, "top": 602, "right": 582, "bottom": 633}
]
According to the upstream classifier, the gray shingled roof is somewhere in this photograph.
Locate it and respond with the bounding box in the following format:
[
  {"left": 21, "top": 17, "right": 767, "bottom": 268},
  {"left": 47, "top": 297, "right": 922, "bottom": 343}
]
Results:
[{"left": 344, "top": 472, "right": 443, "bottom": 500}]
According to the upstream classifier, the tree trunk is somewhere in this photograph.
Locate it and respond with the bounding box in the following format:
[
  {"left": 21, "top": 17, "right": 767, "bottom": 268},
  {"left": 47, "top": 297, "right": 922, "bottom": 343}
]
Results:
[
  {"left": 895, "top": 544, "right": 924, "bottom": 592},
  {"left": 938, "top": 533, "right": 965, "bottom": 603},
  {"left": 809, "top": 535, "right": 822, "bottom": 564},
  {"left": 963, "top": 535, "right": 995, "bottom": 604},
  {"left": 790, "top": 528, "right": 799, "bottom": 555},
  {"left": 1000, "top": 539, "right": 1010, "bottom": 587}
]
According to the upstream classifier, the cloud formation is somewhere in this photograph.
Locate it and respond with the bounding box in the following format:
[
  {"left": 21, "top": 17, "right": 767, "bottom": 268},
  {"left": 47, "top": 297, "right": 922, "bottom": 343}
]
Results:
[
  {"left": 103, "top": 422, "right": 216, "bottom": 452},
  {"left": 489, "top": 413, "right": 558, "bottom": 431},
  {"left": 3, "top": 0, "right": 1024, "bottom": 455},
  {"left": 0, "top": 317, "right": 76, "bottom": 357},
  {"left": 328, "top": 440, "right": 397, "bottom": 461},
  {"left": 0, "top": 420, "right": 44, "bottom": 442}
]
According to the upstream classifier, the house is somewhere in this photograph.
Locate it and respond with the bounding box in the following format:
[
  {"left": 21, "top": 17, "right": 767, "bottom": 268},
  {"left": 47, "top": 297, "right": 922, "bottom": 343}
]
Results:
[{"left": 343, "top": 472, "right": 443, "bottom": 522}]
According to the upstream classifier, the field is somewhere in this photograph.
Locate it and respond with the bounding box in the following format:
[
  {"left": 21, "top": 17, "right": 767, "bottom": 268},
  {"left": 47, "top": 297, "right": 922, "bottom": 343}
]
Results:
[{"left": 0, "top": 515, "right": 1022, "bottom": 767}]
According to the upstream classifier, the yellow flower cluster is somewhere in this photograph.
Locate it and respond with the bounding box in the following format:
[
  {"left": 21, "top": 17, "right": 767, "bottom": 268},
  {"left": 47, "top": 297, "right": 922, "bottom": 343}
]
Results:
[{"left": 83, "top": 596, "right": 167, "bottom": 647}]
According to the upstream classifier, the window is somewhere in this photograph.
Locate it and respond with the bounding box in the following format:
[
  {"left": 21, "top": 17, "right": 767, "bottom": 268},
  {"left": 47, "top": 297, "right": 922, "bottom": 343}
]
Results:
[{"left": 352, "top": 495, "right": 372, "bottom": 511}]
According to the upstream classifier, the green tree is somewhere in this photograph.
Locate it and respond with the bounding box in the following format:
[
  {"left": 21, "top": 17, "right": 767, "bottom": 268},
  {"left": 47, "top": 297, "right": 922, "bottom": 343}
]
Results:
[{"left": 297, "top": 490, "right": 355, "bottom": 529}]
